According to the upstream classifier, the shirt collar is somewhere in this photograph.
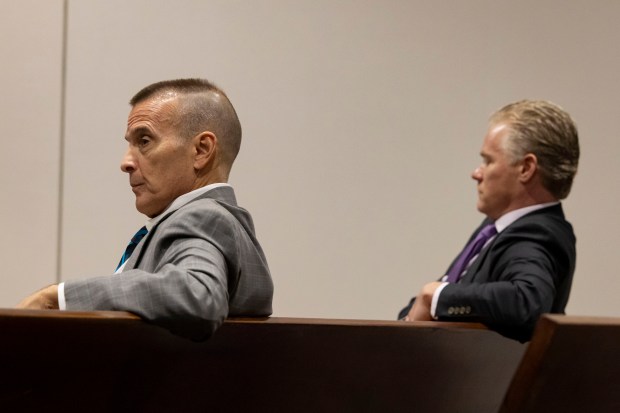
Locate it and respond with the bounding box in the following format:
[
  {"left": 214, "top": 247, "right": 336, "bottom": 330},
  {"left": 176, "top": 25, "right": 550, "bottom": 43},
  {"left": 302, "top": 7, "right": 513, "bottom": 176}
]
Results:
[
  {"left": 145, "top": 183, "right": 231, "bottom": 231},
  {"left": 494, "top": 201, "right": 559, "bottom": 233}
]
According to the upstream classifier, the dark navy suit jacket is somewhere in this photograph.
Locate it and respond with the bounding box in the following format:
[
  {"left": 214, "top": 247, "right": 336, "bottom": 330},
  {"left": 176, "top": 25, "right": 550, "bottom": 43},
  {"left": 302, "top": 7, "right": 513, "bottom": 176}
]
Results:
[{"left": 399, "top": 204, "right": 576, "bottom": 342}]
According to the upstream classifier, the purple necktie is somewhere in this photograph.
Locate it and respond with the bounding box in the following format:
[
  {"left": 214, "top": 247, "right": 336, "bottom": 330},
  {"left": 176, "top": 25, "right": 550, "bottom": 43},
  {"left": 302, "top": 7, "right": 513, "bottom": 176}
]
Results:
[{"left": 446, "top": 223, "right": 497, "bottom": 283}]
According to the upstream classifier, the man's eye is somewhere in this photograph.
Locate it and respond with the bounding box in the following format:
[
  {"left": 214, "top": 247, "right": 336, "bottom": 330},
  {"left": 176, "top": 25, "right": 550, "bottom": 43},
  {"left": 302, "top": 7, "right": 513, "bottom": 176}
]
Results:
[{"left": 139, "top": 137, "right": 151, "bottom": 146}]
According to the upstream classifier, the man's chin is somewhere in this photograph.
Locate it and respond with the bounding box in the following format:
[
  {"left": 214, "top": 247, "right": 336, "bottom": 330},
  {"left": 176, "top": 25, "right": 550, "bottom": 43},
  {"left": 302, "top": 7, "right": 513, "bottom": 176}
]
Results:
[
  {"left": 135, "top": 198, "right": 152, "bottom": 217},
  {"left": 136, "top": 200, "right": 165, "bottom": 218}
]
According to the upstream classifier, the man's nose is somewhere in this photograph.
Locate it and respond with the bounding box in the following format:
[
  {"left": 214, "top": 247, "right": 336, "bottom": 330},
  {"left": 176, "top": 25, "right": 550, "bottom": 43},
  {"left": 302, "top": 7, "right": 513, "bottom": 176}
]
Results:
[
  {"left": 471, "top": 166, "right": 482, "bottom": 181},
  {"left": 120, "top": 149, "right": 135, "bottom": 173}
]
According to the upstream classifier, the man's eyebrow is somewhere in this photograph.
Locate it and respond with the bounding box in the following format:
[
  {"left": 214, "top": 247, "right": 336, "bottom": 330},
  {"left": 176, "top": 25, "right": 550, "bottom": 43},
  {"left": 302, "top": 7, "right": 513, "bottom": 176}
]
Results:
[{"left": 125, "top": 125, "right": 153, "bottom": 139}]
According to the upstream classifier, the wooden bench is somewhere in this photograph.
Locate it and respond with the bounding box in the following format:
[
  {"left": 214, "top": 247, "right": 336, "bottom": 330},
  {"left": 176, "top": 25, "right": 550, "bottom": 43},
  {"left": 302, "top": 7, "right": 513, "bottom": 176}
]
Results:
[
  {"left": 0, "top": 310, "right": 526, "bottom": 412},
  {"left": 500, "top": 314, "right": 620, "bottom": 413}
]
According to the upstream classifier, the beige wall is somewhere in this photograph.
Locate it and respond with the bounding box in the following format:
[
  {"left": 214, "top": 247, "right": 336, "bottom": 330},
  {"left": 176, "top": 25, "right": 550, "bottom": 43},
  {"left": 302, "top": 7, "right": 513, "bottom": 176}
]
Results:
[
  {"left": 1, "top": 0, "right": 619, "bottom": 320},
  {"left": 0, "top": 0, "right": 63, "bottom": 302}
]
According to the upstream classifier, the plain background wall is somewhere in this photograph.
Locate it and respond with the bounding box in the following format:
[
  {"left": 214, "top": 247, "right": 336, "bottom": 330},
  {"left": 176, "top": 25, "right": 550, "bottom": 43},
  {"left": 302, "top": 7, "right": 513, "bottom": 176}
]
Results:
[
  {"left": 0, "top": 0, "right": 63, "bottom": 305},
  {"left": 2, "top": 0, "right": 619, "bottom": 320}
]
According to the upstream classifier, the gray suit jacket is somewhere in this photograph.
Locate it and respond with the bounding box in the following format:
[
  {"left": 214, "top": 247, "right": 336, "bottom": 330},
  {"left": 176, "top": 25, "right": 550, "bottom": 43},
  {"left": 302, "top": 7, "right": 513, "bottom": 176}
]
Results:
[{"left": 64, "top": 186, "right": 273, "bottom": 340}]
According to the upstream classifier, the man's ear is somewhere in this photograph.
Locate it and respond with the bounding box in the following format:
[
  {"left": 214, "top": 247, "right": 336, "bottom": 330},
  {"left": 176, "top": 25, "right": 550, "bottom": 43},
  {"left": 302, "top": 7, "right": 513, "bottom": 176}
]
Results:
[
  {"left": 519, "top": 153, "right": 538, "bottom": 183},
  {"left": 193, "top": 131, "right": 217, "bottom": 170}
]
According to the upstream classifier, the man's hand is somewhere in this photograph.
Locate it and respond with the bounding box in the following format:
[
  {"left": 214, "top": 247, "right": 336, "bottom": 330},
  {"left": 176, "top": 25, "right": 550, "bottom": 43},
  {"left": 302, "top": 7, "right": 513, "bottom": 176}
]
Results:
[
  {"left": 405, "top": 281, "right": 443, "bottom": 321},
  {"left": 16, "top": 285, "right": 59, "bottom": 310}
]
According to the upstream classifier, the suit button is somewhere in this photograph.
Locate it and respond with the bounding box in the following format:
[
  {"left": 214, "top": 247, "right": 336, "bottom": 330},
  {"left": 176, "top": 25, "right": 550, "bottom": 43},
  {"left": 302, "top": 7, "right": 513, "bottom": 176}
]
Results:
[
  {"left": 448, "top": 307, "right": 455, "bottom": 315},
  {"left": 465, "top": 306, "right": 471, "bottom": 314}
]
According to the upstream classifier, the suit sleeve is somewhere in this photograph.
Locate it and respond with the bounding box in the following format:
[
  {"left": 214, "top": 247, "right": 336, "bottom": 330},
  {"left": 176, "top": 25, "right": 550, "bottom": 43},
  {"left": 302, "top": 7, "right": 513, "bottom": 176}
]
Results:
[
  {"left": 396, "top": 220, "right": 490, "bottom": 320},
  {"left": 63, "top": 205, "right": 234, "bottom": 341}
]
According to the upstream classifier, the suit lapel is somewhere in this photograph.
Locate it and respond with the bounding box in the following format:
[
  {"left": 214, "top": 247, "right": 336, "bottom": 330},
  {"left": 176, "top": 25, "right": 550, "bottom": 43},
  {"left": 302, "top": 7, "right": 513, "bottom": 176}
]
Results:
[
  {"left": 123, "top": 186, "right": 237, "bottom": 270},
  {"left": 458, "top": 204, "right": 565, "bottom": 283}
]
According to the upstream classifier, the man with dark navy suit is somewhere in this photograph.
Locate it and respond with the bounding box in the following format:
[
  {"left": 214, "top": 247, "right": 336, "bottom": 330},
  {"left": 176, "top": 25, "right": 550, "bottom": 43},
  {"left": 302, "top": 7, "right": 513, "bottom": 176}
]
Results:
[{"left": 399, "top": 100, "right": 579, "bottom": 342}]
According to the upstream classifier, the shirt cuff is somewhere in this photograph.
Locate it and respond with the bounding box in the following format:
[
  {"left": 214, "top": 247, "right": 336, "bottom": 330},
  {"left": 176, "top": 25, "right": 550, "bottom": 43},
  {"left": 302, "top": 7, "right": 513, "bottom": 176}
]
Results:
[
  {"left": 430, "top": 282, "right": 449, "bottom": 319},
  {"left": 57, "top": 282, "right": 66, "bottom": 310}
]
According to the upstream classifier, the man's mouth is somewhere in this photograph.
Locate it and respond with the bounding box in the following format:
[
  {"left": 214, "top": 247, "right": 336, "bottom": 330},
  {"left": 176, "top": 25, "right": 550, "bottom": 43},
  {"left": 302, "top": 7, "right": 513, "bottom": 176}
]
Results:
[{"left": 130, "top": 183, "right": 144, "bottom": 192}]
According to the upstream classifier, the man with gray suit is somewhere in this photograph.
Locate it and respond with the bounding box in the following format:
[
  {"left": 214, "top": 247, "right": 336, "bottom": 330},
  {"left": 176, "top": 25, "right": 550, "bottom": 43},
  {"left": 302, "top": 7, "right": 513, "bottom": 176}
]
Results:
[{"left": 18, "top": 78, "right": 274, "bottom": 340}]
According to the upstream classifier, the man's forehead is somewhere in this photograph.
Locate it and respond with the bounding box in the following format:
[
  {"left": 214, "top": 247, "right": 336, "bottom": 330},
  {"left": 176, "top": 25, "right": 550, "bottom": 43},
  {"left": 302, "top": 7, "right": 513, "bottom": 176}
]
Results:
[
  {"left": 127, "top": 94, "right": 178, "bottom": 125},
  {"left": 485, "top": 123, "right": 511, "bottom": 143},
  {"left": 479, "top": 123, "right": 508, "bottom": 153},
  {"left": 488, "top": 122, "right": 510, "bottom": 136}
]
